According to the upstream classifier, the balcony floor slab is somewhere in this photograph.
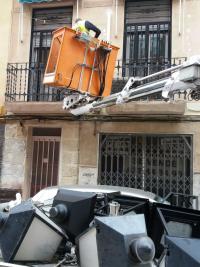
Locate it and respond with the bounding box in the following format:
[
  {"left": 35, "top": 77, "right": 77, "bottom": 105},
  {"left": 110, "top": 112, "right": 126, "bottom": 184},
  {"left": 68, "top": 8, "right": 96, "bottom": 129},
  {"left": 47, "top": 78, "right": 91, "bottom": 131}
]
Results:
[
  {"left": 5, "top": 100, "right": 186, "bottom": 118},
  {"left": 5, "top": 102, "right": 70, "bottom": 116},
  {"left": 103, "top": 101, "right": 186, "bottom": 116}
]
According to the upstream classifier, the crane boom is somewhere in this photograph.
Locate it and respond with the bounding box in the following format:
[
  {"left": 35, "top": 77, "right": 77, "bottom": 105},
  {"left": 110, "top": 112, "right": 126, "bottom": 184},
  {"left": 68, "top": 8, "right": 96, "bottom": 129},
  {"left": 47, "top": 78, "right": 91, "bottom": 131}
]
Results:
[
  {"left": 64, "top": 56, "right": 200, "bottom": 116},
  {"left": 42, "top": 27, "right": 200, "bottom": 116}
]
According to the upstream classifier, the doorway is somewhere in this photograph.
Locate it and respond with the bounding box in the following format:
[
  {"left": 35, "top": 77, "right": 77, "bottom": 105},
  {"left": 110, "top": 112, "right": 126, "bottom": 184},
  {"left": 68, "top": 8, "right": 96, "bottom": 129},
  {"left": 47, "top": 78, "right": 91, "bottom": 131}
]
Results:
[{"left": 30, "top": 128, "right": 61, "bottom": 196}]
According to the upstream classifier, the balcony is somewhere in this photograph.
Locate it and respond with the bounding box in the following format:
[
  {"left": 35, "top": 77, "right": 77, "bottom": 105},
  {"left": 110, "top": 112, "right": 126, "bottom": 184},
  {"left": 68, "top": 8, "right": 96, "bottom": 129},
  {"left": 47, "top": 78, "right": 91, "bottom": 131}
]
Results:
[
  {"left": 5, "top": 58, "right": 188, "bottom": 102},
  {"left": 5, "top": 63, "right": 64, "bottom": 102},
  {"left": 5, "top": 58, "right": 188, "bottom": 117}
]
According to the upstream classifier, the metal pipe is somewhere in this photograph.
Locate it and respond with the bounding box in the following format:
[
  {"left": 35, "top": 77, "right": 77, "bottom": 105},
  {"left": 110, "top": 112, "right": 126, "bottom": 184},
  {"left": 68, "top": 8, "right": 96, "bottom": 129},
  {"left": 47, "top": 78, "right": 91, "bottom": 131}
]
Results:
[
  {"left": 115, "top": 0, "right": 118, "bottom": 37},
  {"left": 70, "top": 78, "right": 168, "bottom": 116},
  {"left": 19, "top": 3, "right": 24, "bottom": 43},
  {"left": 106, "top": 10, "right": 112, "bottom": 41},
  {"left": 89, "top": 69, "right": 174, "bottom": 108},
  {"left": 179, "top": 0, "right": 182, "bottom": 36},
  {"left": 70, "top": 75, "right": 173, "bottom": 116},
  {"left": 127, "top": 79, "right": 168, "bottom": 101},
  {"left": 182, "top": 0, "right": 185, "bottom": 37},
  {"left": 92, "top": 79, "right": 168, "bottom": 108},
  {"left": 139, "top": 64, "right": 182, "bottom": 82},
  {"left": 76, "top": 0, "right": 79, "bottom": 19}
]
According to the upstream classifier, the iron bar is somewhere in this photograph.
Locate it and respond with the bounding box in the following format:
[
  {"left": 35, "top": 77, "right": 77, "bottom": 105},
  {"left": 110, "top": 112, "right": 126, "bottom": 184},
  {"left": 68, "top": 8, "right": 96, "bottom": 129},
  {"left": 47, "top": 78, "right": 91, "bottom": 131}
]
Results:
[
  {"left": 51, "top": 140, "right": 55, "bottom": 186},
  {"left": 40, "top": 139, "right": 45, "bottom": 191},
  {"left": 46, "top": 140, "right": 50, "bottom": 188}
]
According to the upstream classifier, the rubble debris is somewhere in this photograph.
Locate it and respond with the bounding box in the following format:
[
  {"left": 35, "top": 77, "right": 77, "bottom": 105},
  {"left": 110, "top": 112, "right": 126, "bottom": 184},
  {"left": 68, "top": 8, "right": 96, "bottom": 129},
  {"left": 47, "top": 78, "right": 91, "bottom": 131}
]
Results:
[{"left": 0, "top": 187, "right": 200, "bottom": 267}]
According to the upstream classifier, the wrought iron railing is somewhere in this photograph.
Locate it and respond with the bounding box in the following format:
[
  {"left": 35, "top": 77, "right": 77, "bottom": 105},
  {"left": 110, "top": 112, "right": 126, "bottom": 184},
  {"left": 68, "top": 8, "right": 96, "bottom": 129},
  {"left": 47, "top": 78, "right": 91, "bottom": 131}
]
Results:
[
  {"left": 5, "top": 58, "right": 187, "bottom": 102},
  {"left": 5, "top": 63, "right": 65, "bottom": 102},
  {"left": 114, "top": 57, "right": 187, "bottom": 80}
]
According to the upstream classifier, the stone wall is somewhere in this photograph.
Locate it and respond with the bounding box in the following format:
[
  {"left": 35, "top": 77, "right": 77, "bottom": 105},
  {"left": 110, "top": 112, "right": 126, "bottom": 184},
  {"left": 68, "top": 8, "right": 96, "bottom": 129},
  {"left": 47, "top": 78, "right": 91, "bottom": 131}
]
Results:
[
  {"left": 0, "top": 0, "right": 12, "bottom": 105},
  {"left": 78, "top": 122, "right": 99, "bottom": 185},
  {"left": 59, "top": 122, "right": 80, "bottom": 185},
  {"left": 172, "top": 0, "right": 200, "bottom": 57},
  {"left": 1, "top": 119, "right": 200, "bottom": 204},
  {"left": 1, "top": 123, "right": 27, "bottom": 190}
]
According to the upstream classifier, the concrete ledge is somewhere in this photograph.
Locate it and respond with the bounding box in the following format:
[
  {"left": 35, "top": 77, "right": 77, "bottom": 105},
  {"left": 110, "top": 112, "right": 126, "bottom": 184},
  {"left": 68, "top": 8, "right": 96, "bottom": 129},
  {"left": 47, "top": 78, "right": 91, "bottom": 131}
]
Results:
[
  {"left": 5, "top": 101, "right": 186, "bottom": 117},
  {"left": 103, "top": 101, "right": 186, "bottom": 115},
  {"left": 5, "top": 102, "right": 70, "bottom": 115},
  {"left": 186, "top": 102, "right": 200, "bottom": 115}
]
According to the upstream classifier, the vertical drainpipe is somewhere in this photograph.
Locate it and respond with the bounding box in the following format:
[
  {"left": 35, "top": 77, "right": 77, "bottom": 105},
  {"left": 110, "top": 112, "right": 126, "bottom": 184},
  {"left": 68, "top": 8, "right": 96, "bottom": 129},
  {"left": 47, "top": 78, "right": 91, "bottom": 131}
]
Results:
[
  {"left": 178, "top": 0, "right": 182, "bottom": 35},
  {"left": 182, "top": 0, "right": 185, "bottom": 36},
  {"left": 19, "top": 3, "right": 24, "bottom": 43},
  {"left": 115, "top": 0, "right": 118, "bottom": 38},
  {"left": 107, "top": 10, "right": 112, "bottom": 42},
  {"left": 181, "top": 0, "right": 186, "bottom": 53},
  {"left": 76, "top": 0, "right": 79, "bottom": 19}
]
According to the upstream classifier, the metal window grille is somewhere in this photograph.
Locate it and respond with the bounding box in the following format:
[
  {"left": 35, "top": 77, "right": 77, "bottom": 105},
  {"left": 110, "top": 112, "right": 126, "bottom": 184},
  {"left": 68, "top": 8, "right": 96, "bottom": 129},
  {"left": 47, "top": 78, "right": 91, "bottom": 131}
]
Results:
[
  {"left": 29, "top": 7, "right": 73, "bottom": 101},
  {"left": 30, "top": 135, "right": 61, "bottom": 196},
  {"left": 124, "top": 0, "right": 171, "bottom": 77},
  {"left": 124, "top": 23, "right": 171, "bottom": 77},
  {"left": 98, "top": 134, "right": 193, "bottom": 198}
]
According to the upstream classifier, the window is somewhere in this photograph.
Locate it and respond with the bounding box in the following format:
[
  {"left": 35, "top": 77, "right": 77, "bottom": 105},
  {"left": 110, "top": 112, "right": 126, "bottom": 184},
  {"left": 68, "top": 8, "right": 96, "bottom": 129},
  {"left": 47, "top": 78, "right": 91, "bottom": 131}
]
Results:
[
  {"left": 29, "top": 7, "right": 73, "bottom": 100},
  {"left": 99, "top": 134, "right": 192, "bottom": 199},
  {"left": 124, "top": 0, "right": 171, "bottom": 77}
]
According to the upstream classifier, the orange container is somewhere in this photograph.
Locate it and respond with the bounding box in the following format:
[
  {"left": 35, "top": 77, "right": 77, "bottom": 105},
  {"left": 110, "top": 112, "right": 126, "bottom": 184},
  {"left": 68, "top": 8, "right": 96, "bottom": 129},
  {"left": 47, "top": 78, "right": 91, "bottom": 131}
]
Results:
[{"left": 43, "top": 27, "right": 119, "bottom": 97}]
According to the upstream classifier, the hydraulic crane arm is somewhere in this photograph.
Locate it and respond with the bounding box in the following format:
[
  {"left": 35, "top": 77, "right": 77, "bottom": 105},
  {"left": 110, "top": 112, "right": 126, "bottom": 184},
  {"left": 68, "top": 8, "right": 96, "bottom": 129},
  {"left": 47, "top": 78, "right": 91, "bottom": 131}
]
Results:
[
  {"left": 64, "top": 56, "right": 200, "bottom": 116},
  {"left": 43, "top": 28, "right": 200, "bottom": 116}
]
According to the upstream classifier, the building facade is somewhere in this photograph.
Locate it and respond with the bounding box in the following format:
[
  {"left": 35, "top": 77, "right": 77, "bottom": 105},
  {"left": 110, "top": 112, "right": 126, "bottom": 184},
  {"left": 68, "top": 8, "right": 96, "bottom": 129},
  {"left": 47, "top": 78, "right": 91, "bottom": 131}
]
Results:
[{"left": 1, "top": 0, "right": 200, "bottom": 204}]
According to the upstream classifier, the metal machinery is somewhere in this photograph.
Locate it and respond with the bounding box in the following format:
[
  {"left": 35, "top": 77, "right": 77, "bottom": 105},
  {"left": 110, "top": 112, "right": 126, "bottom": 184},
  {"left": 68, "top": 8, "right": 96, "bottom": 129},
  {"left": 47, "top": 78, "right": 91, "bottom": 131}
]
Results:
[
  {"left": 43, "top": 27, "right": 200, "bottom": 116},
  {"left": 65, "top": 56, "right": 200, "bottom": 115}
]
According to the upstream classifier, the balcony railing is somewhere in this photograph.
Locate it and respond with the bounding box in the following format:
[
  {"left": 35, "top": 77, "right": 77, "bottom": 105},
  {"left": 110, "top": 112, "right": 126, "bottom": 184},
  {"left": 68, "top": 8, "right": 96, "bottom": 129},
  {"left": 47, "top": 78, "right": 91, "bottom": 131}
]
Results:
[
  {"left": 5, "top": 58, "right": 187, "bottom": 102},
  {"left": 114, "top": 57, "right": 187, "bottom": 80},
  {"left": 5, "top": 63, "right": 65, "bottom": 102}
]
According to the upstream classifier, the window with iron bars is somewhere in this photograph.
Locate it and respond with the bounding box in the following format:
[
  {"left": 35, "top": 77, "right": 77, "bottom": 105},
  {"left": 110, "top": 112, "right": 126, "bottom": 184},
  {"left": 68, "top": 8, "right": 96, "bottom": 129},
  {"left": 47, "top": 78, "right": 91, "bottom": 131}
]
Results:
[
  {"left": 28, "top": 6, "right": 73, "bottom": 101},
  {"left": 124, "top": 22, "right": 171, "bottom": 77},
  {"left": 123, "top": 0, "right": 171, "bottom": 78},
  {"left": 98, "top": 134, "right": 193, "bottom": 201}
]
